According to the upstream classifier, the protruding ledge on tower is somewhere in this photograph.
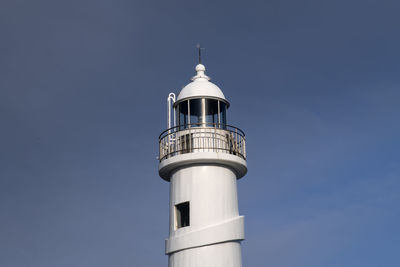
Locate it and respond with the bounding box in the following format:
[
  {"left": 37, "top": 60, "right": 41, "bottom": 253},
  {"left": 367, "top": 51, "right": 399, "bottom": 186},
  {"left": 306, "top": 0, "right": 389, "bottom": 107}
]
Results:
[{"left": 158, "top": 152, "right": 247, "bottom": 181}]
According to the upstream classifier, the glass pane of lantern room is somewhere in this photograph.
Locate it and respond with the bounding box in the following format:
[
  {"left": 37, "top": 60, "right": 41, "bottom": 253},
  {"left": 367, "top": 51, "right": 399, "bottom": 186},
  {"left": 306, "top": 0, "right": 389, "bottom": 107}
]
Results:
[
  {"left": 205, "top": 99, "right": 218, "bottom": 127},
  {"left": 178, "top": 101, "right": 189, "bottom": 130},
  {"left": 189, "top": 99, "right": 203, "bottom": 127},
  {"left": 220, "top": 102, "right": 227, "bottom": 128}
]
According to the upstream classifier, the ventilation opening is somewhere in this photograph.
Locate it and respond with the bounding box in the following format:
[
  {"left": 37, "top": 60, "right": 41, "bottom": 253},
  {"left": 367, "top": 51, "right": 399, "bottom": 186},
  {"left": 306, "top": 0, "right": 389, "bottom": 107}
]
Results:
[{"left": 175, "top": 202, "right": 190, "bottom": 229}]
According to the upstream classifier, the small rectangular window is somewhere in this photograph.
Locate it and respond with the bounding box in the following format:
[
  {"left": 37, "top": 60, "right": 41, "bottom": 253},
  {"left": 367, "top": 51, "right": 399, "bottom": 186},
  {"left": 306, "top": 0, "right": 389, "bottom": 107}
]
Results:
[{"left": 175, "top": 202, "right": 190, "bottom": 229}]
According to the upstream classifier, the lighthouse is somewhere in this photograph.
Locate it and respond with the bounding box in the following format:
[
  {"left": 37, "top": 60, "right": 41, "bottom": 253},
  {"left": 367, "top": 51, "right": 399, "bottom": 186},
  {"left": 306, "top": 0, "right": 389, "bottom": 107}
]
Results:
[{"left": 158, "top": 61, "right": 247, "bottom": 267}]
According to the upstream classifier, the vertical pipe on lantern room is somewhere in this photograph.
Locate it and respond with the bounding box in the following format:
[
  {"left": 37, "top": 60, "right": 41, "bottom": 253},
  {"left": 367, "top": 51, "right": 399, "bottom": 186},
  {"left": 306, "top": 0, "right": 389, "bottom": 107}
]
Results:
[
  {"left": 167, "top": 93, "right": 176, "bottom": 148},
  {"left": 167, "top": 93, "right": 176, "bottom": 130}
]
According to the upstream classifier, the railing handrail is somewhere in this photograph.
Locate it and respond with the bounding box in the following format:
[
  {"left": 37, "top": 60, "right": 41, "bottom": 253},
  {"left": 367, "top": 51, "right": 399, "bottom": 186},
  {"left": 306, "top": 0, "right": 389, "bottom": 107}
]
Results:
[
  {"left": 159, "top": 123, "right": 245, "bottom": 140},
  {"left": 159, "top": 123, "right": 246, "bottom": 162}
]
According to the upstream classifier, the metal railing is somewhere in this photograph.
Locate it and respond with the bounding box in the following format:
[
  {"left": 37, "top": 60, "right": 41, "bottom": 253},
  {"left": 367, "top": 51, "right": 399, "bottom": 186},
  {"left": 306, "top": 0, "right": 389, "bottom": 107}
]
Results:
[{"left": 159, "top": 123, "right": 246, "bottom": 162}]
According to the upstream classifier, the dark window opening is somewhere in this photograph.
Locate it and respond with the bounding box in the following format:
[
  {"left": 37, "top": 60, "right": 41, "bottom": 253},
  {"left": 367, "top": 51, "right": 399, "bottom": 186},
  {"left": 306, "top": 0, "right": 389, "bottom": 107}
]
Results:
[
  {"left": 177, "top": 100, "right": 189, "bottom": 130},
  {"left": 205, "top": 99, "right": 219, "bottom": 126},
  {"left": 175, "top": 202, "right": 190, "bottom": 229},
  {"left": 189, "top": 99, "right": 203, "bottom": 127},
  {"left": 220, "top": 101, "right": 227, "bottom": 128}
]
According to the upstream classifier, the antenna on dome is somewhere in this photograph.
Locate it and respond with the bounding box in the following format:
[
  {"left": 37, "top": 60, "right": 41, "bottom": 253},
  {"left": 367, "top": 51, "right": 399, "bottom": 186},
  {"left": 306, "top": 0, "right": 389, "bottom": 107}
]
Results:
[{"left": 196, "top": 44, "right": 205, "bottom": 64}]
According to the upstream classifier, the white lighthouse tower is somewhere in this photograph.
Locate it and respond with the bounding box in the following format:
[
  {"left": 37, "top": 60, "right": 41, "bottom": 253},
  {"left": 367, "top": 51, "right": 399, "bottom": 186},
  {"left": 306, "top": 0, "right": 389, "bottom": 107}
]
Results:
[{"left": 158, "top": 61, "right": 247, "bottom": 267}]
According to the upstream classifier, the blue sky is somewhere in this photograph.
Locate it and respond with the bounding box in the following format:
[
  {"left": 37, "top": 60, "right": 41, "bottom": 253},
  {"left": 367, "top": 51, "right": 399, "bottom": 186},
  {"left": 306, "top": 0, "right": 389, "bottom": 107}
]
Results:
[{"left": 1, "top": 0, "right": 399, "bottom": 266}]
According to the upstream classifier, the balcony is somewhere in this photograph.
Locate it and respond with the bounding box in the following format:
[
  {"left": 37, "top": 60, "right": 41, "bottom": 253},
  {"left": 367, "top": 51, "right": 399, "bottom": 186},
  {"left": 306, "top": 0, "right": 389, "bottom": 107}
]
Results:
[{"left": 159, "top": 123, "right": 246, "bottom": 162}]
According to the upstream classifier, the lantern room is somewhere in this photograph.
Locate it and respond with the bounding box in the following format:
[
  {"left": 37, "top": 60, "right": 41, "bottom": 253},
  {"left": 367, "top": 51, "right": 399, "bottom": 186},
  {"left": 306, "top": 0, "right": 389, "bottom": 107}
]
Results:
[
  {"left": 159, "top": 63, "right": 246, "bottom": 163},
  {"left": 173, "top": 64, "right": 229, "bottom": 129}
]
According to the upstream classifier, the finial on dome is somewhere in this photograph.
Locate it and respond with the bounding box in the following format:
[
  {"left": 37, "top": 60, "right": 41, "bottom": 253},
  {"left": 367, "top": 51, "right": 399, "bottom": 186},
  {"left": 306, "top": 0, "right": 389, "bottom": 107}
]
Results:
[
  {"left": 192, "top": 64, "right": 210, "bottom": 81},
  {"left": 196, "top": 64, "right": 205, "bottom": 72}
]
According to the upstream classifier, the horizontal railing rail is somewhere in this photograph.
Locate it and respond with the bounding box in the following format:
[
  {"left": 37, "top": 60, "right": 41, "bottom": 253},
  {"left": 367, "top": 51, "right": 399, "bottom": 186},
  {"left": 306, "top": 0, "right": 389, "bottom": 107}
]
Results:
[{"left": 159, "top": 123, "right": 246, "bottom": 162}]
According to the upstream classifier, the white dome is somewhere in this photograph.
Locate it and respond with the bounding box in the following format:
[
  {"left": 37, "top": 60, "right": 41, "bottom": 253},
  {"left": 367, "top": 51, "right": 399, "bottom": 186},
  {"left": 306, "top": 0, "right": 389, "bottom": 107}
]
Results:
[
  {"left": 176, "top": 64, "right": 228, "bottom": 104},
  {"left": 176, "top": 80, "right": 226, "bottom": 101}
]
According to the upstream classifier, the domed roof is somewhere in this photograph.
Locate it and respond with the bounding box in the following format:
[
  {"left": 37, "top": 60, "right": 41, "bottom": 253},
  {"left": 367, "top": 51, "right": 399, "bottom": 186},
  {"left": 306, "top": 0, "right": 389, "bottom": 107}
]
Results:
[{"left": 175, "top": 64, "right": 229, "bottom": 105}]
